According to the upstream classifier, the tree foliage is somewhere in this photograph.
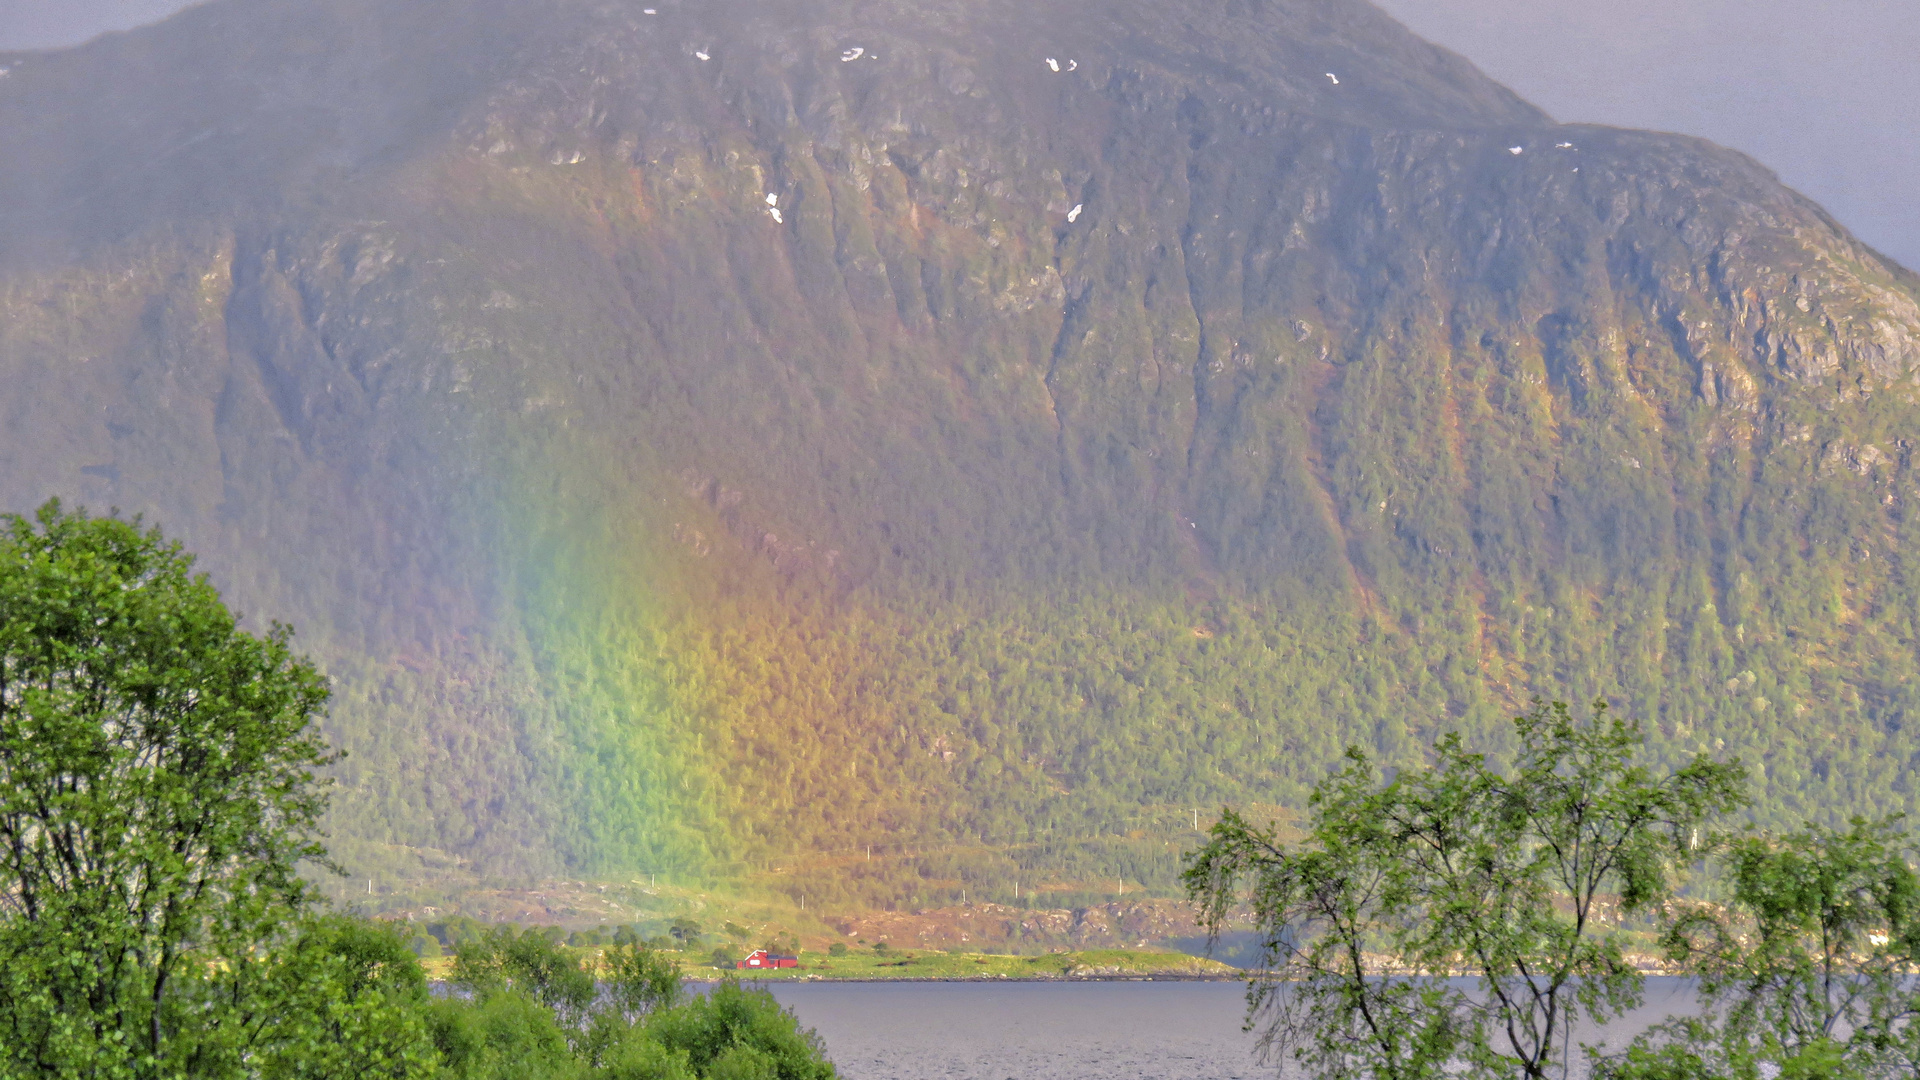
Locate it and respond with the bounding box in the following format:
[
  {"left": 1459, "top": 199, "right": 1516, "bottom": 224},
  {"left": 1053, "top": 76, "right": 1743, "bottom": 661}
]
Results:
[
  {"left": 452, "top": 925, "right": 598, "bottom": 1029},
  {"left": 1185, "top": 699, "right": 1746, "bottom": 1080},
  {"left": 0, "top": 501, "right": 840, "bottom": 1079},
  {"left": 179, "top": 915, "right": 442, "bottom": 1080},
  {"left": 436, "top": 933, "right": 832, "bottom": 1080},
  {"left": 0, "top": 501, "right": 337, "bottom": 1078},
  {"left": 601, "top": 942, "right": 687, "bottom": 1025},
  {"left": 1603, "top": 819, "right": 1920, "bottom": 1080}
]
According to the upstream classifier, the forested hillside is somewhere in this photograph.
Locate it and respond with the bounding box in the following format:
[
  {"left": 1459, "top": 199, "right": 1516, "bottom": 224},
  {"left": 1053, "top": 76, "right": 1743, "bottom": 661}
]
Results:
[{"left": 3, "top": 0, "right": 1919, "bottom": 906}]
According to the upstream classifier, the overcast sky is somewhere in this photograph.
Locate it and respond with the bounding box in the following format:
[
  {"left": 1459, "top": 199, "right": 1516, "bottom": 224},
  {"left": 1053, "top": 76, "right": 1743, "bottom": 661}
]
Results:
[
  {"left": 2, "top": 0, "right": 1915, "bottom": 270},
  {"left": 1372, "top": 0, "right": 1919, "bottom": 271}
]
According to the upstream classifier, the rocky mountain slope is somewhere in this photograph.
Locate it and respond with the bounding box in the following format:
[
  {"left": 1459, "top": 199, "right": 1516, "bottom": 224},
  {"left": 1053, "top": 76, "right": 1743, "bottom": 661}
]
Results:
[{"left": 3, "top": 0, "right": 1919, "bottom": 906}]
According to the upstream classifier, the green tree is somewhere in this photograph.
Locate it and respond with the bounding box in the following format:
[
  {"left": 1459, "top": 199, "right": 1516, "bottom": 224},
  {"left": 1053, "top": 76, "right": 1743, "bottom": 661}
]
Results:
[
  {"left": 1186, "top": 699, "right": 1746, "bottom": 1080},
  {"left": 601, "top": 942, "right": 685, "bottom": 1023},
  {"left": 0, "top": 501, "right": 336, "bottom": 1079},
  {"left": 184, "top": 915, "right": 441, "bottom": 1079},
  {"left": 451, "top": 925, "right": 596, "bottom": 1030},
  {"left": 644, "top": 981, "right": 835, "bottom": 1080},
  {"left": 1603, "top": 818, "right": 1920, "bottom": 1080},
  {"left": 431, "top": 941, "right": 835, "bottom": 1079},
  {"left": 581, "top": 942, "right": 686, "bottom": 1071},
  {"left": 427, "top": 990, "right": 580, "bottom": 1080}
]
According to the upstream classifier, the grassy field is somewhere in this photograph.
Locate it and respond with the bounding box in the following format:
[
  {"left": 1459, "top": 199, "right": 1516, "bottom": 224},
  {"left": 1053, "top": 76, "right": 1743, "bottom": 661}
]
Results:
[
  {"left": 423, "top": 946, "right": 1237, "bottom": 982},
  {"left": 697, "top": 947, "right": 1237, "bottom": 981}
]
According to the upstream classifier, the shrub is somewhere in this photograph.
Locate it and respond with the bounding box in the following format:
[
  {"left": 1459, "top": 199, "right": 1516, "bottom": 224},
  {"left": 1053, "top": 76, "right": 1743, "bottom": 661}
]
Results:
[
  {"left": 452, "top": 924, "right": 595, "bottom": 1022},
  {"left": 645, "top": 981, "right": 835, "bottom": 1080},
  {"left": 603, "top": 941, "right": 685, "bottom": 1022},
  {"left": 427, "top": 990, "right": 577, "bottom": 1080}
]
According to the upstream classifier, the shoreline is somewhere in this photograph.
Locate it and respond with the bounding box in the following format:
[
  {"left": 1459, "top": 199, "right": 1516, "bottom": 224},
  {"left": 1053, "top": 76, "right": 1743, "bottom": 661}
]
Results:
[
  {"left": 420, "top": 945, "right": 1243, "bottom": 983},
  {"left": 686, "top": 972, "right": 1247, "bottom": 984}
]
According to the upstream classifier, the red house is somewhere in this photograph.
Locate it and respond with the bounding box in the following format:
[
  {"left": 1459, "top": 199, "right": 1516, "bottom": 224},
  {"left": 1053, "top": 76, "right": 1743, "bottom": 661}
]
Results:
[{"left": 737, "top": 949, "right": 798, "bottom": 969}]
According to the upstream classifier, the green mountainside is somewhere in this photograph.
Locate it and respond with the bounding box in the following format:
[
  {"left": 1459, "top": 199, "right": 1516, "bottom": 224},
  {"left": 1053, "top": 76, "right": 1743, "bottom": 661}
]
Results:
[{"left": 3, "top": 0, "right": 1920, "bottom": 908}]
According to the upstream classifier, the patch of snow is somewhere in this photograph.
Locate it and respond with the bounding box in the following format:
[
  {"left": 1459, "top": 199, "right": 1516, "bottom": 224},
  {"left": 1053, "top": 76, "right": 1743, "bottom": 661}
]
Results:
[
  {"left": 642, "top": 8, "right": 656, "bottom": 13},
  {"left": 1556, "top": 141, "right": 1575, "bottom": 149},
  {"left": 1066, "top": 204, "right": 1083, "bottom": 223},
  {"left": 1325, "top": 72, "right": 1338, "bottom": 84},
  {"left": 768, "top": 207, "right": 783, "bottom": 223},
  {"left": 1046, "top": 58, "right": 1060, "bottom": 72},
  {"left": 841, "top": 47, "right": 864, "bottom": 62},
  {"left": 695, "top": 50, "right": 710, "bottom": 61},
  {"left": 1509, "top": 146, "right": 1524, "bottom": 155},
  {"left": 1066, "top": 60, "right": 1077, "bottom": 71},
  {"left": 766, "top": 193, "right": 779, "bottom": 207}
]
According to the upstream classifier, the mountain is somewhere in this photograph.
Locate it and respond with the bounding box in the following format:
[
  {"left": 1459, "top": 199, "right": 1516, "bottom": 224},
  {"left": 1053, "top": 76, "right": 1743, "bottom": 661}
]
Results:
[{"left": 4, "top": 0, "right": 1919, "bottom": 909}]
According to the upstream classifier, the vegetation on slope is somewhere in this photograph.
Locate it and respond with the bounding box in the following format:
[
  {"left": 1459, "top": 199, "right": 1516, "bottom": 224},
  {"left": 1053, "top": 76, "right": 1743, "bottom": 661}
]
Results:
[{"left": 2, "top": 0, "right": 1919, "bottom": 902}]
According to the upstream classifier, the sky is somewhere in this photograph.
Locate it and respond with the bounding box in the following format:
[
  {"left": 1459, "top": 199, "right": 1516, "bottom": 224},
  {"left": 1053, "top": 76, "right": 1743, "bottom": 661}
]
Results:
[
  {"left": 0, "top": 0, "right": 1915, "bottom": 270},
  {"left": 1371, "top": 0, "right": 1920, "bottom": 271}
]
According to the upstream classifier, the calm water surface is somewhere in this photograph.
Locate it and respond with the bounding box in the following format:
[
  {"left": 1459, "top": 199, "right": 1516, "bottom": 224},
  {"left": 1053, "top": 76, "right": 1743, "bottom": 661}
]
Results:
[
  {"left": 768, "top": 981, "right": 1263, "bottom": 1079},
  {"left": 767, "top": 979, "right": 1706, "bottom": 1080}
]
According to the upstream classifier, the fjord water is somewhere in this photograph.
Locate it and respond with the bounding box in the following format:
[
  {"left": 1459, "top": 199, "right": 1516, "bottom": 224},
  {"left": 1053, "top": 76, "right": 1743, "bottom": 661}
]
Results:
[
  {"left": 768, "top": 980, "right": 1705, "bottom": 1079},
  {"left": 770, "top": 982, "right": 1264, "bottom": 1079}
]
